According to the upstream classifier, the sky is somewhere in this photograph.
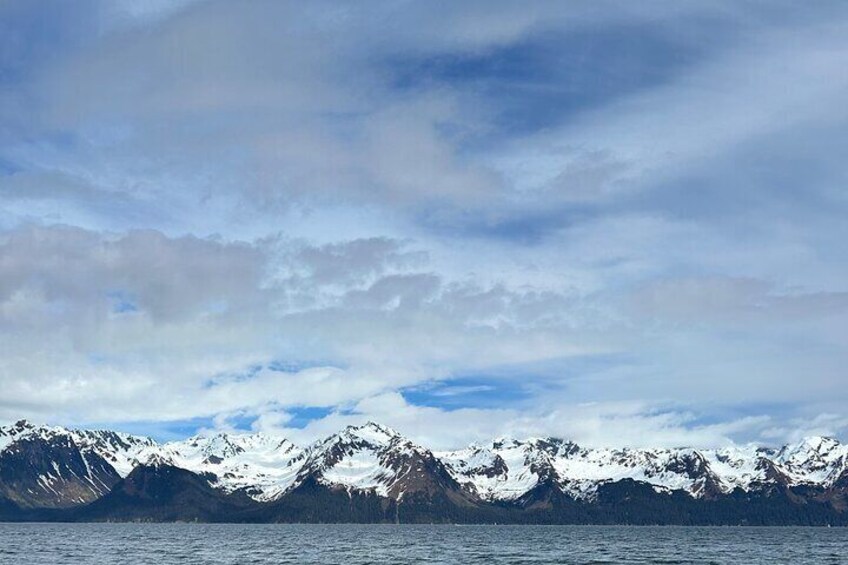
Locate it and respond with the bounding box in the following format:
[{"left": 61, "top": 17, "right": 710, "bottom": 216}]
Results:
[{"left": 1, "top": 0, "right": 847, "bottom": 449}]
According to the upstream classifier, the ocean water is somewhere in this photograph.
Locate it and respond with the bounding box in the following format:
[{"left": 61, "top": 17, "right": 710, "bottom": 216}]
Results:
[{"left": 0, "top": 524, "right": 845, "bottom": 564}]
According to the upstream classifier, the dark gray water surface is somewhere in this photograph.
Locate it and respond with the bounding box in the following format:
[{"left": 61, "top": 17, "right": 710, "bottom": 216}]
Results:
[{"left": 0, "top": 524, "right": 845, "bottom": 564}]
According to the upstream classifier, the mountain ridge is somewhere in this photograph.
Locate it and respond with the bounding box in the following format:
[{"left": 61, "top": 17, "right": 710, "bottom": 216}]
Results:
[{"left": 1, "top": 419, "right": 847, "bottom": 524}]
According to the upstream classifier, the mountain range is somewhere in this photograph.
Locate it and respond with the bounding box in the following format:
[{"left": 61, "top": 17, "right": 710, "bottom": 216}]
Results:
[{"left": 1, "top": 419, "right": 847, "bottom": 524}]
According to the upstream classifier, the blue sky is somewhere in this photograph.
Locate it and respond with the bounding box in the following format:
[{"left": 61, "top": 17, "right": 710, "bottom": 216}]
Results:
[{"left": 1, "top": 0, "right": 847, "bottom": 448}]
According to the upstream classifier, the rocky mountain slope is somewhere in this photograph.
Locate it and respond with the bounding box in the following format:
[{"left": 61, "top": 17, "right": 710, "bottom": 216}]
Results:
[{"left": 1, "top": 419, "right": 847, "bottom": 524}]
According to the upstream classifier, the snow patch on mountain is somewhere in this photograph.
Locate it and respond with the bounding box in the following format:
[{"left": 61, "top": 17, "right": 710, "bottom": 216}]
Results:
[{"left": 159, "top": 432, "right": 305, "bottom": 500}]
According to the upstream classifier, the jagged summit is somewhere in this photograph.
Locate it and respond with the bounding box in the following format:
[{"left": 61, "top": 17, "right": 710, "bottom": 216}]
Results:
[
  {"left": 334, "top": 421, "right": 402, "bottom": 444},
  {"left": 781, "top": 435, "right": 841, "bottom": 457},
  {"left": 1, "top": 419, "right": 57, "bottom": 437},
  {"left": 10, "top": 419, "right": 34, "bottom": 430}
]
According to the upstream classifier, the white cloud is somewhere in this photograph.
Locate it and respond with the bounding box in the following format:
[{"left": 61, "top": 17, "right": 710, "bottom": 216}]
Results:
[
  {"left": 1, "top": 1, "right": 847, "bottom": 447},
  {"left": 0, "top": 225, "right": 603, "bottom": 427},
  {"left": 263, "top": 392, "right": 777, "bottom": 450}
]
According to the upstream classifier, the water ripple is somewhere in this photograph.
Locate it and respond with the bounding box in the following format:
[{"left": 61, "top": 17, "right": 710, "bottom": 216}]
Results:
[{"left": 0, "top": 524, "right": 845, "bottom": 564}]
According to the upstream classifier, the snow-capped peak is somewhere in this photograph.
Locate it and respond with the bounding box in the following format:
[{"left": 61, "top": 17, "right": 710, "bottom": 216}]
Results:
[
  {"left": 334, "top": 421, "right": 401, "bottom": 446},
  {"left": 294, "top": 421, "right": 460, "bottom": 500},
  {"left": 0, "top": 420, "right": 93, "bottom": 454},
  {"left": 3, "top": 419, "right": 35, "bottom": 432},
  {"left": 0, "top": 420, "right": 38, "bottom": 451},
  {"left": 774, "top": 436, "right": 847, "bottom": 485},
  {"left": 782, "top": 436, "right": 841, "bottom": 458}
]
